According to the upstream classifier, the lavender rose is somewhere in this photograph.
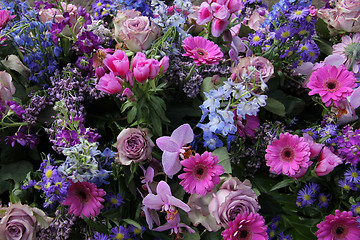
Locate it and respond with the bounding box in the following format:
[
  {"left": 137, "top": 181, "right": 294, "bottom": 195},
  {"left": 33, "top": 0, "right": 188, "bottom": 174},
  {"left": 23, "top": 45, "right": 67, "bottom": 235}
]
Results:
[
  {"left": 208, "top": 177, "right": 259, "bottom": 228},
  {"left": 0, "top": 202, "right": 52, "bottom": 240},
  {"left": 115, "top": 128, "right": 155, "bottom": 165},
  {"left": 230, "top": 56, "right": 273, "bottom": 91},
  {"left": 113, "top": 10, "right": 160, "bottom": 52}
]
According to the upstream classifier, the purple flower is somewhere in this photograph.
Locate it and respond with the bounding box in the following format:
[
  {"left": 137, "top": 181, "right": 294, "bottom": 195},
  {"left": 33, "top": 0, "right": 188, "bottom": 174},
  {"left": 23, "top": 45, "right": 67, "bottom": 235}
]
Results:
[
  {"left": 318, "top": 193, "right": 330, "bottom": 208},
  {"left": 275, "top": 25, "right": 294, "bottom": 43},
  {"left": 350, "top": 202, "right": 360, "bottom": 216},
  {"left": 297, "top": 184, "right": 315, "bottom": 207},
  {"left": 105, "top": 193, "right": 124, "bottom": 208},
  {"left": 110, "top": 226, "right": 130, "bottom": 240},
  {"left": 156, "top": 124, "right": 194, "bottom": 177},
  {"left": 75, "top": 31, "right": 101, "bottom": 54},
  {"left": 338, "top": 179, "right": 356, "bottom": 191},
  {"left": 345, "top": 166, "right": 360, "bottom": 183}
]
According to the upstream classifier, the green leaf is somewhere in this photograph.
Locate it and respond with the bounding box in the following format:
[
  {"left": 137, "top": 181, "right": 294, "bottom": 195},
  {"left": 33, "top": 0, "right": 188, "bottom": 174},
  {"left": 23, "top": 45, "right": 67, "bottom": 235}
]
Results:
[
  {"left": 151, "top": 113, "right": 163, "bottom": 136},
  {"left": 270, "top": 178, "right": 295, "bottom": 191},
  {"left": 183, "top": 229, "right": 200, "bottom": 240},
  {"left": 123, "top": 218, "right": 142, "bottom": 230},
  {"left": 121, "top": 100, "right": 133, "bottom": 113},
  {"left": 127, "top": 107, "right": 137, "bottom": 123},
  {"left": 264, "top": 97, "right": 286, "bottom": 117},
  {"left": 313, "top": 36, "right": 333, "bottom": 56},
  {"left": 213, "top": 147, "right": 232, "bottom": 174},
  {"left": 83, "top": 216, "right": 108, "bottom": 233},
  {"left": 315, "top": 18, "right": 330, "bottom": 39},
  {"left": 0, "top": 161, "right": 33, "bottom": 182}
]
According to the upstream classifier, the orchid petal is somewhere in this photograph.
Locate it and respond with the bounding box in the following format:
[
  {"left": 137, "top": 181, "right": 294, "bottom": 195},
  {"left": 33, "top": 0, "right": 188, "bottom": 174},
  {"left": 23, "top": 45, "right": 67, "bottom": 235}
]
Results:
[
  {"left": 170, "top": 124, "right": 194, "bottom": 147},
  {"left": 162, "top": 151, "right": 182, "bottom": 177},
  {"left": 156, "top": 136, "right": 181, "bottom": 152},
  {"left": 143, "top": 194, "right": 163, "bottom": 210},
  {"left": 349, "top": 87, "right": 360, "bottom": 109},
  {"left": 166, "top": 195, "right": 191, "bottom": 212},
  {"left": 156, "top": 181, "right": 172, "bottom": 197}
]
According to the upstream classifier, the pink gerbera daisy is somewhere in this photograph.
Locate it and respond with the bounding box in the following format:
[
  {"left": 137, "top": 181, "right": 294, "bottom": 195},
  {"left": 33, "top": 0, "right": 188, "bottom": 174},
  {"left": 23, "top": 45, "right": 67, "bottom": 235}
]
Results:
[
  {"left": 333, "top": 33, "right": 360, "bottom": 74},
  {"left": 62, "top": 181, "right": 106, "bottom": 218},
  {"left": 307, "top": 64, "right": 357, "bottom": 107},
  {"left": 178, "top": 151, "right": 224, "bottom": 196},
  {"left": 221, "top": 212, "right": 268, "bottom": 240},
  {"left": 182, "top": 36, "right": 223, "bottom": 66},
  {"left": 265, "top": 132, "right": 311, "bottom": 178},
  {"left": 315, "top": 210, "right": 360, "bottom": 240}
]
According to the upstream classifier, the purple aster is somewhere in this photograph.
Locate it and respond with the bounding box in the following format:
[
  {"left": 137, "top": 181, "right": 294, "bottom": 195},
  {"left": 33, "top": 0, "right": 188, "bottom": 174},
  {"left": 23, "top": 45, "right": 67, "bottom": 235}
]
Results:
[
  {"left": 93, "top": 232, "right": 111, "bottom": 240},
  {"left": 297, "top": 40, "right": 320, "bottom": 62},
  {"left": 287, "top": 7, "right": 310, "bottom": 21},
  {"left": 278, "top": 232, "right": 293, "bottom": 240},
  {"left": 308, "top": 182, "right": 320, "bottom": 194},
  {"left": 266, "top": 222, "right": 278, "bottom": 239},
  {"left": 319, "top": 124, "right": 338, "bottom": 138},
  {"left": 302, "top": 127, "right": 318, "bottom": 139},
  {"left": 318, "top": 193, "right": 330, "bottom": 208},
  {"left": 297, "top": 184, "right": 316, "bottom": 207},
  {"left": 105, "top": 193, "right": 124, "bottom": 208},
  {"left": 351, "top": 202, "right": 360, "bottom": 216},
  {"left": 345, "top": 166, "right": 360, "bottom": 184},
  {"left": 275, "top": 25, "right": 294, "bottom": 43},
  {"left": 338, "top": 125, "right": 360, "bottom": 165},
  {"left": 338, "top": 179, "right": 356, "bottom": 191},
  {"left": 248, "top": 32, "right": 264, "bottom": 46},
  {"left": 110, "top": 226, "right": 130, "bottom": 240},
  {"left": 128, "top": 225, "right": 145, "bottom": 238}
]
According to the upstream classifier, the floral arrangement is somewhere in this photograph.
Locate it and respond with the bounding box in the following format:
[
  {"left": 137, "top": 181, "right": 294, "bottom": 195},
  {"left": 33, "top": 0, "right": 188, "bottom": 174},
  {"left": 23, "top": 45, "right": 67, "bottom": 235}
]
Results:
[{"left": 1, "top": 0, "right": 360, "bottom": 239}]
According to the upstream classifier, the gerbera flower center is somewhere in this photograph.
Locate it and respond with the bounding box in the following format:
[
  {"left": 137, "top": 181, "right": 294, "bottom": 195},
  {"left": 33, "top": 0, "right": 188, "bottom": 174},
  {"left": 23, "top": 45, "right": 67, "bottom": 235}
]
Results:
[
  {"left": 195, "top": 48, "right": 208, "bottom": 58},
  {"left": 280, "top": 147, "right": 295, "bottom": 162},
  {"left": 193, "top": 164, "right": 208, "bottom": 180},
  {"left": 324, "top": 79, "right": 339, "bottom": 92},
  {"left": 332, "top": 223, "right": 348, "bottom": 238},
  {"left": 239, "top": 229, "right": 248, "bottom": 238},
  {"left": 76, "top": 189, "right": 90, "bottom": 203}
]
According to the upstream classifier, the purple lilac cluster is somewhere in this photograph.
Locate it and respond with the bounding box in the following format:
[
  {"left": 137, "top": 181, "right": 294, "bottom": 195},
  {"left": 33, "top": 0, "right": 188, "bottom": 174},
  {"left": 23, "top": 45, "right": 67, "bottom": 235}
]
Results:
[
  {"left": 337, "top": 125, "right": 360, "bottom": 165},
  {"left": 296, "top": 183, "right": 330, "bottom": 208},
  {"left": 38, "top": 209, "right": 76, "bottom": 240}
]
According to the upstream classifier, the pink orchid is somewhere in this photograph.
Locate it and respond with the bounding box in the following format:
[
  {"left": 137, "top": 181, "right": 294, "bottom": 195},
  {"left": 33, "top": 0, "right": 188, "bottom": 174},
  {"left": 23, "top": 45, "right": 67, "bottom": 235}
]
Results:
[
  {"left": 156, "top": 124, "right": 194, "bottom": 177},
  {"left": 153, "top": 211, "right": 195, "bottom": 237},
  {"left": 196, "top": 2, "right": 213, "bottom": 25}
]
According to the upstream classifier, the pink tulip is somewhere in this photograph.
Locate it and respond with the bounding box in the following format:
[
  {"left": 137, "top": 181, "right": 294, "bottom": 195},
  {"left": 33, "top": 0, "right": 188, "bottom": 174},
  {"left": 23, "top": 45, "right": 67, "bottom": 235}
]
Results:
[
  {"left": 103, "top": 50, "right": 129, "bottom": 76},
  {"left": 96, "top": 72, "right": 123, "bottom": 94},
  {"left": 0, "top": 10, "right": 15, "bottom": 29},
  {"left": 148, "top": 59, "right": 160, "bottom": 80}
]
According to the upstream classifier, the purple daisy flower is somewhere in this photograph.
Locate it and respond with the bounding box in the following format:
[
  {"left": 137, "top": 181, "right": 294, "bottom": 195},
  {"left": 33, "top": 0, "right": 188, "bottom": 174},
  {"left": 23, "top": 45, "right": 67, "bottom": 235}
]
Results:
[
  {"left": 110, "top": 226, "right": 130, "bottom": 240},
  {"left": 338, "top": 179, "right": 356, "bottom": 191},
  {"left": 297, "top": 184, "right": 316, "bottom": 207},
  {"left": 105, "top": 193, "right": 124, "bottom": 208},
  {"left": 318, "top": 193, "right": 330, "bottom": 208},
  {"left": 287, "top": 7, "right": 310, "bottom": 21},
  {"left": 351, "top": 202, "right": 360, "bottom": 216},
  {"left": 248, "top": 32, "right": 265, "bottom": 46},
  {"left": 345, "top": 166, "right": 360, "bottom": 183},
  {"left": 275, "top": 25, "right": 294, "bottom": 42}
]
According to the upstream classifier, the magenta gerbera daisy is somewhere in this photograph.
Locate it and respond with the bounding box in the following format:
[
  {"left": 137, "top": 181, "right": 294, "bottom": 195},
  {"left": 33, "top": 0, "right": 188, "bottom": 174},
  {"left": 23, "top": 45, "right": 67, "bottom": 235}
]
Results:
[
  {"left": 62, "top": 181, "right": 106, "bottom": 218},
  {"left": 307, "top": 64, "right": 357, "bottom": 107},
  {"left": 265, "top": 132, "right": 311, "bottom": 178},
  {"left": 178, "top": 151, "right": 224, "bottom": 196},
  {"left": 315, "top": 210, "right": 360, "bottom": 240},
  {"left": 221, "top": 212, "right": 268, "bottom": 240},
  {"left": 182, "top": 36, "right": 223, "bottom": 66}
]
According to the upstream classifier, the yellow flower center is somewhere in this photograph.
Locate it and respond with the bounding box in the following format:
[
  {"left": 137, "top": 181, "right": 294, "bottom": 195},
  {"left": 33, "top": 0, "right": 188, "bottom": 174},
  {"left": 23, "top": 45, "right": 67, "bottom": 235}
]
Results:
[
  {"left": 55, "top": 182, "right": 62, "bottom": 187},
  {"left": 116, "top": 233, "right": 124, "bottom": 239},
  {"left": 111, "top": 198, "right": 118, "bottom": 205},
  {"left": 301, "top": 46, "right": 307, "bottom": 51},
  {"left": 295, "top": 10, "right": 302, "bottom": 15},
  {"left": 97, "top": 2, "right": 102, "bottom": 7},
  {"left": 355, "top": 206, "right": 360, "bottom": 214},
  {"left": 309, "top": 51, "right": 315, "bottom": 57},
  {"left": 304, "top": 194, "right": 311, "bottom": 201},
  {"left": 253, "top": 36, "right": 260, "bottom": 42},
  {"left": 299, "top": 29, "right": 307, "bottom": 35},
  {"left": 351, "top": 172, "right": 359, "bottom": 178},
  {"left": 306, "top": 15, "right": 312, "bottom": 22},
  {"left": 344, "top": 184, "right": 351, "bottom": 191},
  {"left": 133, "top": 228, "right": 141, "bottom": 234},
  {"left": 281, "top": 31, "right": 290, "bottom": 38},
  {"left": 320, "top": 196, "right": 327, "bottom": 203},
  {"left": 45, "top": 170, "right": 53, "bottom": 179}
]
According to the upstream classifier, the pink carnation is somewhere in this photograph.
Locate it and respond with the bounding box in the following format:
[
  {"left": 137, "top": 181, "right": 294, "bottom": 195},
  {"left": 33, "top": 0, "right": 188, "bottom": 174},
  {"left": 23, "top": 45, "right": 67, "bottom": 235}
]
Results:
[
  {"left": 62, "top": 181, "right": 106, "bottom": 218},
  {"left": 178, "top": 151, "right": 224, "bottom": 196},
  {"left": 221, "top": 212, "right": 268, "bottom": 240},
  {"left": 315, "top": 210, "right": 360, "bottom": 240},
  {"left": 182, "top": 36, "right": 223, "bottom": 66},
  {"left": 265, "top": 132, "right": 311, "bottom": 178},
  {"left": 307, "top": 64, "right": 357, "bottom": 107}
]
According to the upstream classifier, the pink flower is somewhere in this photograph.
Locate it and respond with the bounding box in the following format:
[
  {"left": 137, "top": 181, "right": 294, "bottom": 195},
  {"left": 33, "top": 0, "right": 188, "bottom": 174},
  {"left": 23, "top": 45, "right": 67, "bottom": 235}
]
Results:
[
  {"left": 115, "top": 128, "right": 154, "bottom": 165},
  {"left": 0, "top": 10, "right": 15, "bottom": 29},
  {"left": 307, "top": 65, "right": 357, "bottom": 107},
  {"left": 208, "top": 177, "right": 259, "bottom": 228},
  {"left": 234, "top": 113, "right": 260, "bottom": 138},
  {"left": 211, "top": 18, "right": 229, "bottom": 37},
  {"left": 196, "top": 2, "right": 213, "bottom": 25},
  {"left": 93, "top": 48, "right": 113, "bottom": 78},
  {"left": 62, "top": 181, "right": 106, "bottom": 218},
  {"left": 221, "top": 212, "right": 268, "bottom": 240},
  {"left": 178, "top": 151, "right": 224, "bottom": 196},
  {"left": 132, "top": 52, "right": 160, "bottom": 83},
  {"left": 0, "top": 71, "right": 15, "bottom": 103},
  {"left": 265, "top": 132, "right": 311, "bottom": 178},
  {"left": 103, "top": 50, "right": 130, "bottom": 77},
  {"left": 315, "top": 147, "right": 343, "bottom": 176},
  {"left": 156, "top": 124, "right": 194, "bottom": 177},
  {"left": 159, "top": 56, "right": 170, "bottom": 74},
  {"left": 302, "top": 133, "right": 324, "bottom": 158},
  {"left": 113, "top": 10, "right": 160, "bottom": 52},
  {"left": 96, "top": 72, "right": 123, "bottom": 94},
  {"left": 315, "top": 210, "right": 360, "bottom": 240},
  {"left": 182, "top": 36, "right": 223, "bottom": 66},
  {"left": 246, "top": 9, "right": 268, "bottom": 31},
  {"left": 332, "top": 33, "right": 360, "bottom": 74}
]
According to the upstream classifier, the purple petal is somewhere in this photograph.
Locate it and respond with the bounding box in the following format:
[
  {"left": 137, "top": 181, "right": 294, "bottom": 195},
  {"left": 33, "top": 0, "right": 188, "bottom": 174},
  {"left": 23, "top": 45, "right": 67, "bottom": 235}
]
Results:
[
  {"left": 350, "top": 87, "right": 360, "bottom": 109},
  {"left": 162, "top": 151, "right": 182, "bottom": 177},
  {"left": 323, "top": 54, "right": 345, "bottom": 67},
  {"left": 156, "top": 181, "right": 172, "bottom": 197},
  {"left": 166, "top": 195, "right": 191, "bottom": 212},
  {"left": 153, "top": 223, "right": 173, "bottom": 232},
  {"left": 170, "top": 124, "right": 194, "bottom": 147},
  {"left": 143, "top": 194, "right": 163, "bottom": 210},
  {"left": 156, "top": 136, "right": 181, "bottom": 152}
]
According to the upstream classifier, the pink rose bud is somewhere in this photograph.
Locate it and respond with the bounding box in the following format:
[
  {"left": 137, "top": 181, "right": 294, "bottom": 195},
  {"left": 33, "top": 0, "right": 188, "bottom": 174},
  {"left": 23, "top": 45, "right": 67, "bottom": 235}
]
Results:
[
  {"left": 103, "top": 50, "right": 130, "bottom": 77},
  {"left": 96, "top": 72, "right": 123, "bottom": 94}
]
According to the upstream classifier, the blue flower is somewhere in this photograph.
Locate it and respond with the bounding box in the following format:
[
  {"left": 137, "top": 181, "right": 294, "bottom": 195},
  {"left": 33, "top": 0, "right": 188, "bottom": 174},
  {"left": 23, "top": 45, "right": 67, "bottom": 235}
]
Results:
[
  {"left": 110, "top": 226, "right": 130, "bottom": 240},
  {"left": 105, "top": 193, "right": 124, "bottom": 208},
  {"left": 203, "top": 133, "right": 223, "bottom": 150},
  {"left": 318, "top": 193, "right": 330, "bottom": 208},
  {"left": 344, "top": 166, "right": 360, "bottom": 184},
  {"left": 296, "top": 184, "right": 316, "bottom": 207}
]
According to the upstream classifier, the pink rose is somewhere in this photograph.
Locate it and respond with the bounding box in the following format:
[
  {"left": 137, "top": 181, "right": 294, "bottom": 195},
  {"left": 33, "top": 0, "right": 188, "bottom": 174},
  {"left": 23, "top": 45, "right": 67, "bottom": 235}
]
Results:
[
  {"left": 39, "top": 2, "right": 81, "bottom": 36},
  {"left": 0, "top": 10, "right": 15, "bottom": 29},
  {"left": 96, "top": 72, "right": 123, "bottom": 94},
  {"left": 318, "top": 0, "right": 360, "bottom": 34},
  {"left": 231, "top": 56, "right": 274, "bottom": 90},
  {"left": 315, "top": 147, "right": 344, "bottom": 176},
  {"left": 208, "top": 177, "right": 259, "bottom": 228},
  {"left": 0, "top": 202, "right": 52, "bottom": 240},
  {"left": 103, "top": 49, "right": 129, "bottom": 76},
  {"left": 115, "top": 128, "right": 155, "bottom": 165},
  {"left": 0, "top": 71, "right": 15, "bottom": 103},
  {"left": 114, "top": 10, "right": 160, "bottom": 52}
]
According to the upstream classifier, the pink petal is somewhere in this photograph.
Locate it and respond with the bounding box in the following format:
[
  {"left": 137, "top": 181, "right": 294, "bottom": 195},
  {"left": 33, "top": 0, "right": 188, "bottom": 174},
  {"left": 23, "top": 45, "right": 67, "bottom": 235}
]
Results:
[
  {"left": 162, "top": 151, "right": 182, "bottom": 177},
  {"left": 156, "top": 136, "right": 181, "bottom": 152},
  {"left": 170, "top": 124, "right": 194, "bottom": 147}
]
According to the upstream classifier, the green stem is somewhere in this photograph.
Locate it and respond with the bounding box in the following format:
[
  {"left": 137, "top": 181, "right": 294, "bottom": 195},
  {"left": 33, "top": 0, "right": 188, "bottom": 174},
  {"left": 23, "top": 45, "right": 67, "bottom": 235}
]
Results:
[{"left": 183, "top": 64, "right": 197, "bottom": 83}]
